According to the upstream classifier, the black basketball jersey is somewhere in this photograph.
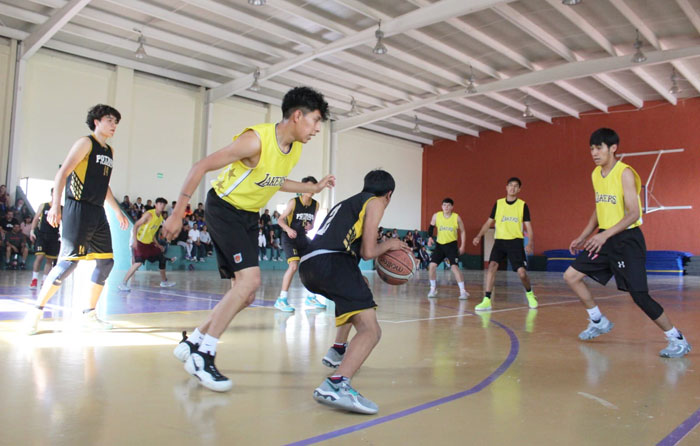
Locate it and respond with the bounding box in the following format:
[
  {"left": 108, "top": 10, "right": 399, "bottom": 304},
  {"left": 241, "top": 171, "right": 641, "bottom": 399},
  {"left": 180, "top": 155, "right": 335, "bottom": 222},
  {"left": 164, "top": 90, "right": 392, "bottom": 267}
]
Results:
[
  {"left": 37, "top": 202, "right": 60, "bottom": 235},
  {"left": 65, "top": 135, "right": 113, "bottom": 205},
  {"left": 286, "top": 196, "right": 319, "bottom": 232},
  {"left": 307, "top": 192, "right": 376, "bottom": 258}
]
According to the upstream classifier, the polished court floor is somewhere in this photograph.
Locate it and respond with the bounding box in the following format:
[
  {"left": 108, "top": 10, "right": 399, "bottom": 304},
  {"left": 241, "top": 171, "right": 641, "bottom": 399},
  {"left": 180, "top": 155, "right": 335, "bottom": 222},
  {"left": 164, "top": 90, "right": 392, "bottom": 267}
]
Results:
[{"left": 0, "top": 266, "right": 698, "bottom": 446}]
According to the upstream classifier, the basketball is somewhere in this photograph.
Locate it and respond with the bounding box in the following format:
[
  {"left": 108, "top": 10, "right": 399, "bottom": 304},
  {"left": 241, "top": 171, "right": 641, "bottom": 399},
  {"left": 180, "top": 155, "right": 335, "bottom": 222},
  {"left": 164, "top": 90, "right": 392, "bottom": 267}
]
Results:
[{"left": 376, "top": 249, "right": 416, "bottom": 285}]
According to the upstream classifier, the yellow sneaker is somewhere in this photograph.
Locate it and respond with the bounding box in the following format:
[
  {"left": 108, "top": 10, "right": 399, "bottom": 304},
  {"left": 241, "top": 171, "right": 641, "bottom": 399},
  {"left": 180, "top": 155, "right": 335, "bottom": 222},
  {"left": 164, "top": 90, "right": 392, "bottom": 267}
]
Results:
[
  {"left": 474, "top": 297, "right": 492, "bottom": 312},
  {"left": 526, "top": 291, "right": 538, "bottom": 309}
]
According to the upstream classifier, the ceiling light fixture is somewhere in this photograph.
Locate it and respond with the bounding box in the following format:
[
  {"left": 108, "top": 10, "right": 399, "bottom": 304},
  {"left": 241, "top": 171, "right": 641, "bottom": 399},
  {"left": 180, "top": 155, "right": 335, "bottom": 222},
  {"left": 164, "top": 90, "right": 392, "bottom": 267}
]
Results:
[
  {"left": 631, "top": 29, "right": 647, "bottom": 63},
  {"left": 373, "top": 20, "right": 388, "bottom": 55},
  {"left": 412, "top": 115, "right": 421, "bottom": 134},
  {"left": 249, "top": 68, "right": 261, "bottom": 92},
  {"left": 349, "top": 97, "right": 360, "bottom": 116},
  {"left": 248, "top": 0, "right": 266, "bottom": 6},
  {"left": 466, "top": 65, "right": 477, "bottom": 94},
  {"left": 562, "top": 0, "right": 581, "bottom": 5},
  {"left": 522, "top": 96, "right": 534, "bottom": 118},
  {"left": 134, "top": 29, "right": 147, "bottom": 59},
  {"left": 669, "top": 68, "right": 681, "bottom": 95}
]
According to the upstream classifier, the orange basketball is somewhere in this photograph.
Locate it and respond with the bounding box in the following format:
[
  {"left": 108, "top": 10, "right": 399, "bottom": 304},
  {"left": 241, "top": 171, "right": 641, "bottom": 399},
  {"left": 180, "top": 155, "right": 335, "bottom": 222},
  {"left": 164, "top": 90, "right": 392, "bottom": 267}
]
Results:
[{"left": 376, "top": 249, "right": 416, "bottom": 285}]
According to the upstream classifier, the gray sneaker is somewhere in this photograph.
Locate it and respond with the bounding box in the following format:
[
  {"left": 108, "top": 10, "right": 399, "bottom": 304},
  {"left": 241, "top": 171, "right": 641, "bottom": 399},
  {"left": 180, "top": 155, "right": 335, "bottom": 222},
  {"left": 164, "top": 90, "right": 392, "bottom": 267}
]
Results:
[
  {"left": 313, "top": 378, "right": 378, "bottom": 414},
  {"left": 660, "top": 336, "right": 691, "bottom": 358},
  {"left": 322, "top": 346, "right": 344, "bottom": 368},
  {"left": 578, "top": 316, "right": 613, "bottom": 340}
]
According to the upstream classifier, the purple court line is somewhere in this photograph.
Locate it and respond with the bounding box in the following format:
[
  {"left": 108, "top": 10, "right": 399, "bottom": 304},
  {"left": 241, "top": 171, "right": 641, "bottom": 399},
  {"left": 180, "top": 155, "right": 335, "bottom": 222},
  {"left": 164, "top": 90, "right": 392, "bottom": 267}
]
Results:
[
  {"left": 657, "top": 407, "right": 700, "bottom": 446},
  {"left": 285, "top": 314, "right": 520, "bottom": 446}
]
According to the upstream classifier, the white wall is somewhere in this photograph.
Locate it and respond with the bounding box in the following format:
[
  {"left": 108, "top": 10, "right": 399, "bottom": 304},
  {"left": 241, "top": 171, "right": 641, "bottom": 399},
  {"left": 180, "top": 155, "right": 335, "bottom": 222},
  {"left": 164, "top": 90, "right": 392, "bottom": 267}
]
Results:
[
  {"left": 336, "top": 128, "right": 423, "bottom": 230},
  {"left": 10, "top": 48, "right": 422, "bottom": 229}
]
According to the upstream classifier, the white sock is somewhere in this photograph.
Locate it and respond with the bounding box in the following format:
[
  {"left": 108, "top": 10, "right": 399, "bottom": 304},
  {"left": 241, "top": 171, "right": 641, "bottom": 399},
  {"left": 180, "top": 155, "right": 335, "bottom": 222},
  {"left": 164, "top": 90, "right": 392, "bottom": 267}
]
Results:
[
  {"left": 32, "top": 271, "right": 39, "bottom": 280},
  {"left": 189, "top": 328, "right": 204, "bottom": 345},
  {"left": 430, "top": 280, "right": 436, "bottom": 289},
  {"left": 664, "top": 327, "right": 682, "bottom": 339},
  {"left": 458, "top": 282, "right": 465, "bottom": 292},
  {"left": 279, "top": 291, "right": 288, "bottom": 299},
  {"left": 586, "top": 306, "right": 602, "bottom": 322},
  {"left": 199, "top": 334, "right": 219, "bottom": 355},
  {"left": 41, "top": 274, "right": 46, "bottom": 283}
]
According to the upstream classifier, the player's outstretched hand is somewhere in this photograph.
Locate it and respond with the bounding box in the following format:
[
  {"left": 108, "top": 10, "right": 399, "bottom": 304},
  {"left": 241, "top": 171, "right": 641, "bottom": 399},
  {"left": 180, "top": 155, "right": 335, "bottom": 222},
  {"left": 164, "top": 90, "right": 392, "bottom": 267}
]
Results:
[
  {"left": 315, "top": 175, "right": 336, "bottom": 192},
  {"left": 162, "top": 215, "right": 183, "bottom": 242},
  {"left": 117, "top": 212, "right": 129, "bottom": 230},
  {"left": 388, "top": 238, "right": 412, "bottom": 256}
]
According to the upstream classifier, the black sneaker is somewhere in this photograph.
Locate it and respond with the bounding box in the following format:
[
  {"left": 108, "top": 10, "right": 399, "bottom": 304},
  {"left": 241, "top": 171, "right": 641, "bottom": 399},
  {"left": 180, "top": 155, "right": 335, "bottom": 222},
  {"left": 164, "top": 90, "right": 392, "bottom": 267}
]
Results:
[
  {"left": 173, "top": 331, "right": 199, "bottom": 362},
  {"left": 184, "top": 351, "right": 233, "bottom": 392}
]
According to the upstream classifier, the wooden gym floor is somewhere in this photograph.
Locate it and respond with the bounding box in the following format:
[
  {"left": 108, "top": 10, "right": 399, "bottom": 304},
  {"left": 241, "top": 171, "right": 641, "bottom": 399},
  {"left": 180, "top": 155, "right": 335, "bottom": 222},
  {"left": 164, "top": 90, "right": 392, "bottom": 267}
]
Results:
[{"left": 0, "top": 267, "right": 698, "bottom": 445}]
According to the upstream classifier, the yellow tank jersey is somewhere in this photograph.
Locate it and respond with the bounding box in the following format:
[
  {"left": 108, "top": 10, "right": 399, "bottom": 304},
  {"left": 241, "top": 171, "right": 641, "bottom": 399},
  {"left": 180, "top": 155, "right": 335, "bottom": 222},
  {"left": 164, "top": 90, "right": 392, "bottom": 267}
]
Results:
[
  {"left": 436, "top": 212, "right": 459, "bottom": 244},
  {"left": 592, "top": 160, "right": 642, "bottom": 230},
  {"left": 212, "top": 123, "right": 302, "bottom": 212},
  {"left": 136, "top": 209, "right": 163, "bottom": 244},
  {"left": 494, "top": 198, "right": 525, "bottom": 240}
]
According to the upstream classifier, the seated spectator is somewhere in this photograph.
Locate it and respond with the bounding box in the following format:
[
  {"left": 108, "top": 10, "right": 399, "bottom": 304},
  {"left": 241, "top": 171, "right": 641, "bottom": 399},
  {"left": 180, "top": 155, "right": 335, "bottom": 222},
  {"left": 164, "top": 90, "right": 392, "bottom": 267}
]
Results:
[
  {"left": 193, "top": 202, "right": 205, "bottom": 219},
  {"left": 258, "top": 227, "right": 267, "bottom": 260},
  {"left": 418, "top": 246, "right": 430, "bottom": 270},
  {"left": 5, "top": 223, "right": 28, "bottom": 269},
  {"left": 13, "top": 198, "right": 31, "bottom": 220},
  {"left": 121, "top": 195, "right": 132, "bottom": 213},
  {"left": 199, "top": 225, "right": 212, "bottom": 256},
  {"left": 377, "top": 226, "right": 383, "bottom": 243},
  {"left": 0, "top": 184, "right": 9, "bottom": 216},
  {"left": 391, "top": 228, "right": 399, "bottom": 238},
  {"left": 144, "top": 199, "right": 154, "bottom": 211},
  {"left": 167, "top": 200, "right": 176, "bottom": 214},
  {"left": 175, "top": 221, "right": 192, "bottom": 260},
  {"left": 195, "top": 214, "right": 205, "bottom": 230},
  {"left": 1, "top": 210, "right": 19, "bottom": 234},
  {"left": 188, "top": 225, "right": 204, "bottom": 262},
  {"left": 187, "top": 214, "right": 196, "bottom": 229},
  {"left": 134, "top": 197, "right": 145, "bottom": 218},
  {"left": 184, "top": 203, "right": 193, "bottom": 217}
]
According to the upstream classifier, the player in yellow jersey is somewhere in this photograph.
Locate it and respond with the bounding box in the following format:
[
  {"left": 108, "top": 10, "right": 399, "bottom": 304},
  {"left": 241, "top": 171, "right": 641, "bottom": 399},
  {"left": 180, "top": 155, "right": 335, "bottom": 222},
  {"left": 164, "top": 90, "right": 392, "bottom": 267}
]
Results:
[
  {"left": 427, "top": 198, "right": 469, "bottom": 299},
  {"left": 118, "top": 197, "right": 176, "bottom": 290},
  {"left": 564, "top": 128, "right": 690, "bottom": 358},
  {"left": 163, "top": 87, "right": 334, "bottom": 391},
  {"left": 472, "top": 177, "right": 538, "bottom": 311}
]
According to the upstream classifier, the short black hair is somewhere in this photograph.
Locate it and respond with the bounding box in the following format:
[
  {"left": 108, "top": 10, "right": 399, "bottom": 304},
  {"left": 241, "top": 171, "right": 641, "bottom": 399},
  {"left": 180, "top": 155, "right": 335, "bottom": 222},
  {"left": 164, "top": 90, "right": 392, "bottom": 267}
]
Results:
[
  {"left": 442, "top": 198, "right": 454, "bottom": 205},
  {"left": 362, "top": 169, "right": 395, "bottom": 197},
  {"left": 155, "top": 197, "right": 167, "bottom": 205},
  {"left": 507, "top": 177, "right": 521, "bottom": 187},
  {"left": 590, "top": 128, "right": 619, "bottom": 147},
  {"left": 282, "top": 87, "right": 329, "bottom": 121},
  {"left": 86, "top": 104, "right": 121, "bottom": 131},
  {"left": 301, "top": 176, "right": 318, "bottom": 184}
]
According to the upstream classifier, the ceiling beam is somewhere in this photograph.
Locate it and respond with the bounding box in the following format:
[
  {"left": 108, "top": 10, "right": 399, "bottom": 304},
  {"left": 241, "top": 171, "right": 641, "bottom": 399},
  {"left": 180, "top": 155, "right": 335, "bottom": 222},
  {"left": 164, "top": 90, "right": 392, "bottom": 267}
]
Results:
[
  {"left": 610, "top": 0, "right": 700, "bottom": 95},
  {"left": 207, "top": 0, "right": 513, "bottom": 102},
  {"left": 334, "top": 45, "right": 700, "bottom": 132},
  {"left": 20, "top": 0, "right": 91, "bottom": 60}
]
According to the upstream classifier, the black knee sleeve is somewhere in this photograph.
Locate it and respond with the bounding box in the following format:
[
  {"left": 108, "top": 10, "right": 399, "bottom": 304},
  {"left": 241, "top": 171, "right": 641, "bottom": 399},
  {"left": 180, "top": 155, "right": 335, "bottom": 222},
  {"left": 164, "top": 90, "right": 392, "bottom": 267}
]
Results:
[
  {"left": 630, "top": 291, "right": 664, "bottom": 320},
  {"left": 48, "top": 260, "right": 79, "bottom": 286},
  {"left": 92, "top": 258, "right": 114, "bottom": 285},
  {"left": 158, "top": 255, "right": 167, "bottom": 270}
]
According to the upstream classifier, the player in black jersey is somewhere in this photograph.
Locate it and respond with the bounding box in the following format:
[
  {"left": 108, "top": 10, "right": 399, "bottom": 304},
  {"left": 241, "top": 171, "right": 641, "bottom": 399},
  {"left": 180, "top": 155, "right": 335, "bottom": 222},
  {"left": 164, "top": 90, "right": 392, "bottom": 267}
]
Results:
[
  {"left": 274, "top": 176, "right": 326, "bottom": 312},
  {"left": 299, "top": 170, "right": 410, "bottom": 414},
  {"left": 28, "top": 189, "right": 62, "bottom": 289},
  {"left": 22, "top": 104, "right": 129, "bottom": 335}
]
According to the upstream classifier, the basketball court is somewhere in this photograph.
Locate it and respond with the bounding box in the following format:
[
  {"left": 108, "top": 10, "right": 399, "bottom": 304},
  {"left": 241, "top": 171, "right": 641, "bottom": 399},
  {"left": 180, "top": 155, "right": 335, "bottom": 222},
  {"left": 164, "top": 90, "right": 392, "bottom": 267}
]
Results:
[{"left": 1, "top": 268, "right": 698, "bottom": 445}]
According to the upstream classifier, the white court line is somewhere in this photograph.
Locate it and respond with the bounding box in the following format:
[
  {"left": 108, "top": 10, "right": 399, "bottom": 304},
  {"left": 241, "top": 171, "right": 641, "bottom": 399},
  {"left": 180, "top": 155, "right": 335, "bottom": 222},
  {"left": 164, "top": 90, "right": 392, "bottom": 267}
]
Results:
[
  {"left": 379, "top": 286, "right": 680, "bottom": 324},
  {"left": 577, "top": 391, "right": 619, "bottom": 410}
]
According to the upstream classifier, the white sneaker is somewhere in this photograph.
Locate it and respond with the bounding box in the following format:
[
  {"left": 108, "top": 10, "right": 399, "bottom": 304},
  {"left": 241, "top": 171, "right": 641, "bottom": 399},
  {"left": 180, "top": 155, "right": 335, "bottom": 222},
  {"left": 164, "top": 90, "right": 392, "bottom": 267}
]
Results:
[
  {"left": 160, "top": 281, "right": 176, "bottom": 288},
  {"left": 427, "top": 288, "right": 438, "bottom": 298},
  {"left": 578, "top": 316, "right": 613, "bottom": 341},
  {"left": 274, "top": 298, "right": 295, "bottom": 312},
  {"left": 21, "top": 308, "right": 42, "bottom": 335},
  {"left": 118, "top": 283, "right": 131, "bottom": 292},
  {"left": 660, "top": 336, "right": 692, "bottom": 358},
  {"left": 82, "top": 310, "right": 113, "bottom": 330},
  {"left": 459, "top": 290, "right": 469, "bottom": 300},
  {"left": 169, "top": 257, "right": 178, "bottom": 263},
  {"left": 184, "top": 351, "right": 233, "bottom": 392}
]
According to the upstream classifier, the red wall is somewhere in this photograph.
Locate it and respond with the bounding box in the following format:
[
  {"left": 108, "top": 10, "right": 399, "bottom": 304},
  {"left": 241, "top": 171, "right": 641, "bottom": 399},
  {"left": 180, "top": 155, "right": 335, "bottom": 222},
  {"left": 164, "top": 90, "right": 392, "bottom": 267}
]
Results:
[{"left": 422, "top": 98, "right": 700, "bottom": 256}]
